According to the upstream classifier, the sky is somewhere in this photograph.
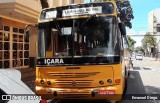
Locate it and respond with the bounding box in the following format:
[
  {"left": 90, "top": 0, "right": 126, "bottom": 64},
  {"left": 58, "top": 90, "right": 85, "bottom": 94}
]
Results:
[{"left": 84, "top": 0, "right": 160, "bottom": 47}]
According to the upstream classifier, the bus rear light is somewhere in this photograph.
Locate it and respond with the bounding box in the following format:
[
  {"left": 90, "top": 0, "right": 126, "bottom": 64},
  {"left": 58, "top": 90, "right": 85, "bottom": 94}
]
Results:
[
  {"left": 40, "top": 80, "right": 45, "bottom": 84},
  {"left": 107, "top": 79, "right": 112, "bottom": 84},
  {"left": 115, "top": 79, "right": 121, "bottom": 84}
]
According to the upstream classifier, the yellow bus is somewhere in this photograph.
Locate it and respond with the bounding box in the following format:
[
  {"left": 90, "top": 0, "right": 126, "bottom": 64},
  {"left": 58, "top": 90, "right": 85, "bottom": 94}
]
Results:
[{"left": 34, "top": 0, "right": 130, "bottom": 102}]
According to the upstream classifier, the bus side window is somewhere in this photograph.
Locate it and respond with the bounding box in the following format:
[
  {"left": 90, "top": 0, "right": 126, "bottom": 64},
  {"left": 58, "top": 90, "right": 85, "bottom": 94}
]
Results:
[
  {"left": 123, "top": 35, "right": 129, "bottom": 49},
  {"left": 119, "top": 29, "right": 124, "bottom": 50}
]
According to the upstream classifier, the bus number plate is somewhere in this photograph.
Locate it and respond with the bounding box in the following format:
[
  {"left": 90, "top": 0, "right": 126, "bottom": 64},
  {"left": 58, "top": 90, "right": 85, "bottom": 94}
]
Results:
[{"left": 98, "top": 90, "right": 115, "bottom": 95}]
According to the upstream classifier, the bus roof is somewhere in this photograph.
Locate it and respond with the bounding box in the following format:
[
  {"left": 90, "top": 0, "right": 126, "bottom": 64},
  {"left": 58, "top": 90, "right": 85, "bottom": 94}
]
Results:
[{"left": 39, "top": 1, "right": 117, "bottom": 22}]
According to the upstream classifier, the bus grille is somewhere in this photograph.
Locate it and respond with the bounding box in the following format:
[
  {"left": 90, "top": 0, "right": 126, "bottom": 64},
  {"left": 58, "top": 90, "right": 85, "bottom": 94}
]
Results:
[
  {"left": 61, "top": 94, "right": 90, "bottom": 99},
  {"left": 49, "top": 72, "right": 100, "bottom": 78},
  {"left": 58, "top": 89, "right": 91, "bottom": 98},
  {"left": 54, "top": 80, "right": 93, "bottom": 87}
]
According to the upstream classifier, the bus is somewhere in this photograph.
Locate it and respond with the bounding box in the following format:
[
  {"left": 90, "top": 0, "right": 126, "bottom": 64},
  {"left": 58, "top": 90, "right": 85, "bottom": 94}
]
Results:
[{"left": 32, "top": 0, "right": 130, "bottom": 102}]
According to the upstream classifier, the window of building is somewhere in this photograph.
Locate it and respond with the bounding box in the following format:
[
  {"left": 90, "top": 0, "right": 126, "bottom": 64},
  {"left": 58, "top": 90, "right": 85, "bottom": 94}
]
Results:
[{"left": 0, "top": 25, "right": 29, "bottom": 69}]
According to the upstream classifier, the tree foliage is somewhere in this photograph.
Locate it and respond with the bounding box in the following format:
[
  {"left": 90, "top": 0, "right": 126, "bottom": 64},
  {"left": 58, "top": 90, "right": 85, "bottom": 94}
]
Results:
[
  {"left": 128, "top": 36, "right": 136, "bottom": 52},
  {"left": 134, "top": 46, "right": 144, "bottom": 53},
  {"left": 142, "top": 32, "right": 157, "bottom": 51},
  {"left": 115, "top": 0, "right": 134, "bottom": 28},
  {"left": 40, "top": 0, "right": 49, "bottom": 9}
]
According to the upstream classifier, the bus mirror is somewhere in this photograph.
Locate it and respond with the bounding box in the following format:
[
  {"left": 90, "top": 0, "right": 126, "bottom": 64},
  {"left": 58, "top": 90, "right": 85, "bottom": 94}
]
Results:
[
  {"left": 25, "top": 30, "right": 30, "bottom": 42},
  {"left": 118, "top": 23, "right": 126, "bottom": 35},
  {"left": 24, "top": 24, "right": 37, "bottom": 42}
]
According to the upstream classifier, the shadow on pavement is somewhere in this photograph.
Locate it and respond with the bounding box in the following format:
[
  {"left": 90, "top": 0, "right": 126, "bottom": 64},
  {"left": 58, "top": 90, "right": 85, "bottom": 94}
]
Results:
[
  {"left": 133, "top": 67, "right": 141, "bottom": 70},
  {"left": 143, "top": 67, "right": 151, "bottom": 70},
  {"left": 126, "top": 71, "right": 146, "bottom": 94},
  {"left": 145, "top": 86, "right": 160, "bottom": 94},
  {"left": 144, "top": 86, "right": 160, "bottom": 103}
]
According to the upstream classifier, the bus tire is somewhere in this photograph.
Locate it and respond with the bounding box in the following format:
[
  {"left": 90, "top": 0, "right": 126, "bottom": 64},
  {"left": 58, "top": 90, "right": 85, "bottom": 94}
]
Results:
[{"left": 124, "top": 77, "right": 127, "bottom": 93}]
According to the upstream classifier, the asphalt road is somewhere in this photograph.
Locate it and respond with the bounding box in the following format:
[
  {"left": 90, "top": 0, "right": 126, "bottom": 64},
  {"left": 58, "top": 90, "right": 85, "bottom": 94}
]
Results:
[
  {"left": 121, "top": 57, "right": 160, "bottom": 103},
  {"left": 51, "top": 57, "right": 160, "bottom": 103}
]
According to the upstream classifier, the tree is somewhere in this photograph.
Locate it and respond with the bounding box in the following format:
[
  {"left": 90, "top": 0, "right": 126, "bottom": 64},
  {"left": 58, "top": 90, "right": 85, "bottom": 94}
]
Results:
[
  {"left": 115, "top": 0, "right": 134, "bottom": 28},
  {"left": 40, "top": 0, "right": 49, "bottom": 9},
  {"left": 142, "top": 32, "right": 157, "bottom": 50},
  {"left": 128, "top": 36, "right": 136, "bottom": 52},
  {"left": 134, "top": 46, "right": 144, "bottom": 54},
  {"left": 142, "top": 32, "right": 157, "bottom": 56}
]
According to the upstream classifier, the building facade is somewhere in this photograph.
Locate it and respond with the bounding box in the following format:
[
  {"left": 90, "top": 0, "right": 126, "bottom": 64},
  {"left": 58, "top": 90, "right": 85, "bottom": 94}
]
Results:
[
  {"left": 0, "top": 0, "right": 41, "bottom": 69},
  {"left": 48, "top": 0, "right": 84, "bottom": 8},
  {"left": 148, "top": 8, "right": 160, "bottom": 57}
]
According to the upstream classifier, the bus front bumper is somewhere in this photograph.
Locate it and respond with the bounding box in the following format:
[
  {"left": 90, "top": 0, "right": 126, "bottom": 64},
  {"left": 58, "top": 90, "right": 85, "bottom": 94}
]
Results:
[{"left": 36, "top": 85, "right": 123, "bottom": 100}]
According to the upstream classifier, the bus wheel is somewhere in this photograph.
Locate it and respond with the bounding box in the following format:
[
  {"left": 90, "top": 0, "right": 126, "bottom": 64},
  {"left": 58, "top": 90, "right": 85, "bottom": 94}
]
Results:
[{"left": 124, "top": 77, "right": 127, "bottom": 94}]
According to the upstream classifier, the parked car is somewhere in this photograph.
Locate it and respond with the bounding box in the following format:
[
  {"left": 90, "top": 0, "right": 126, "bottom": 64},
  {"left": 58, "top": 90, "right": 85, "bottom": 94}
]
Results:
[
  {"left": 0, "top": 69, "right": 40, "bottom": 103},
  {"left": 136, "top": 54, "right": 143, "bottom": 60}
]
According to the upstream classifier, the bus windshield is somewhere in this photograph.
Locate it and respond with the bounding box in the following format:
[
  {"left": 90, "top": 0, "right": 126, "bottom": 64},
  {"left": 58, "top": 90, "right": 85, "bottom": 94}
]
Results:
[{"left": 38, "top": 16, "right": 120, "bottom": 65}]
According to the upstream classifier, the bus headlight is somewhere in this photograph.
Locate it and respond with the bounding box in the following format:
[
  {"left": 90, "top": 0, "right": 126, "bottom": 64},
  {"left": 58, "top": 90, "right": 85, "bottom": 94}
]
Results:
[
  {"left": 107, "top": 79, "right": 112, "bottom": 84},
  {"left": 47, "top": 81, "right": 51, "bottom": 85},
  {"left": 99, "top": 80, "right": 104, "bottom": 85},
  {"left": 40, "top": 80, "right": 45, "bottom": 84}
]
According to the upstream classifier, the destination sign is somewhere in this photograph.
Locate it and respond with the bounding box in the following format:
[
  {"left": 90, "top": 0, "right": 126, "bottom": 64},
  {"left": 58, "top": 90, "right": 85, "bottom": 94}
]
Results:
[
  {"left": 62, "top": 6, "right": 102, "bottom": 17},
  {"left": 40, "top": 3, "right": 114, "bottom": 20},
  {"left": 45, "top": 11, "right": 57, "bottom": 19}
]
